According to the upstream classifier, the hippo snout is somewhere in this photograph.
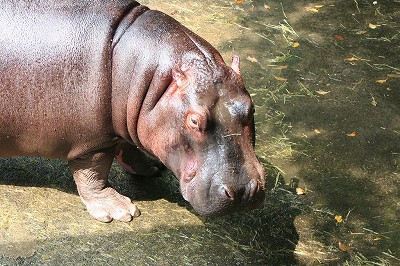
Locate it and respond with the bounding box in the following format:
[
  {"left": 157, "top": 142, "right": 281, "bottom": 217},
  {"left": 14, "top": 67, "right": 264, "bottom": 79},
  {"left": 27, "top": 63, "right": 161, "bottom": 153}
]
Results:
[{"left": 181, "top": 170, "right": 266, "bottom": 217}]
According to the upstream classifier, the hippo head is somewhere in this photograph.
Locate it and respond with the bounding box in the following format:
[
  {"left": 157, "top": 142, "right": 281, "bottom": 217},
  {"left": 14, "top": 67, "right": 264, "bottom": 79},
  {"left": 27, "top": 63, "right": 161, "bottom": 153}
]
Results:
[{"left": 137, "top": 55, "right": 266, "bottom": 216}]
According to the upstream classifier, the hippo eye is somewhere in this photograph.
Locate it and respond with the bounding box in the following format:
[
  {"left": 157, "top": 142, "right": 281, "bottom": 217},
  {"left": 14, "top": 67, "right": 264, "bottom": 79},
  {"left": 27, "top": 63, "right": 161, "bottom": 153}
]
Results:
[
  {"left": 190, "top": 116, "right": 198, "bottom": 126},
  {"left": 188, "top": 114, "right": 200, "bottom": 130},
  {"left": 186, "top": 111, "right": 206, "bottom": 132}
]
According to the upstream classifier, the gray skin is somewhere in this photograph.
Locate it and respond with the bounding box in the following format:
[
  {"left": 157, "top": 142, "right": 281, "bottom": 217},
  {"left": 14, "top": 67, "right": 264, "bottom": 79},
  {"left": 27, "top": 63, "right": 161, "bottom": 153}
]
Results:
[{"left": 0, "top": 0, "right": 266, "bottom": 222}]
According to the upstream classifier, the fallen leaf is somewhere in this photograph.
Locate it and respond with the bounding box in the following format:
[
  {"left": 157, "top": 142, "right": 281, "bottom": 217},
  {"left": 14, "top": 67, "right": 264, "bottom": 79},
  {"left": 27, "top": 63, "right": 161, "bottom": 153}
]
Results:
[
  {"left": 236, "top": 0, "right": 244, "bottom": 4},
  {"left": 274, "top": 76, "right": 287, "bottom": 81},
  {"left": 335, "top": 215, "right": 343, "bottom": 223},
  {"left": 296, "top": 187, "right": 306, "bottom": 195},
  {"left": 305, "top": 6, "right": 319, "bottom": 12},
  {"left": 375, "top": 79, "right": 387, "bottom": 84},
  {"left": 314, "top": 5, "right": 324, "bottom": 8},
  {"left": 346, "top": 131, "right": 357, "bottom": 137},
  {"left": 373, "top": 237, "right": 382, "bottom": 241},
  {"left": 246, "top": 56, "right": 258, "bottom": 63},
  {"left": 339, "top": 241, "right": 353, "bottom": 253},
  {"left": 275, "top": 65, "right": 288, "bottom": 70},
  {"left": 371, "top": 95, "right": 377, "bottom": 106},
  {"left": 334, "top": 34, "right": 345, "bottom": 41},
  {"left": 292, "top": 42, "right": 300, "bottom": 47},
  {"left": 387, "top": 73, "right": 400, "bottom": 78},
  {"left": 314, "top": 129, "right": 321, "bottom": 134},
  {"left": 368, "top": 23, "right": 378, "bottom": 29},
  {"left": 344, "top": 57, "right": 359, "bottom": 62},
  {"left": 264, "top": 4, "right": 271, "bottom": 10},
  {"left": 315, "top": 90, "right": 331, "bottom": 95}
]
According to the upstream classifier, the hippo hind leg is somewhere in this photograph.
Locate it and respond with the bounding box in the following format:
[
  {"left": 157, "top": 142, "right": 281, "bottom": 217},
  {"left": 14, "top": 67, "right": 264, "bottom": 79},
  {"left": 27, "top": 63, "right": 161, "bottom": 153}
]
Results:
[
  {"left": 69, "top": 147, "right": 140, "bottom": 222},
  {"left": 115, "top": 142, "right": 164, "bottom": 177}
]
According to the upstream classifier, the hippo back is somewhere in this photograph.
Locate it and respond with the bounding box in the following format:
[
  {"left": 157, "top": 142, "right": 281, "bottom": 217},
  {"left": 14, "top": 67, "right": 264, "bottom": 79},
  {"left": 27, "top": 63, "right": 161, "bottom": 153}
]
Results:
[{"left": 0, "top": 0, "right": 140, "bottom": 159}]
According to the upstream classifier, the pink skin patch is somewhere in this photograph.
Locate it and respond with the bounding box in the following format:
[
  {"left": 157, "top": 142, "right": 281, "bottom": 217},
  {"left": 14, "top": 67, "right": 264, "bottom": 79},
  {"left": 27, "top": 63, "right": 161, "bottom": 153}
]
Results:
[
  {"left": 180, "top": 157, "right": 197, "bottom": 201},
  {"left": 115, "top": 149, "right": 135, "bottom": 174}
]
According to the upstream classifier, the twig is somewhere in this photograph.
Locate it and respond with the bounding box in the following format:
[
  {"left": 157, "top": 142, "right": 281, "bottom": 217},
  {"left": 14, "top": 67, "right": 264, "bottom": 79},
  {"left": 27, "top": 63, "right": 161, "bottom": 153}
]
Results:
[
  {"left": 382, "top": 252, "right": 400, "bottom": 261},
  {"left": 280, "top": 2, "right": 288, "bottom": 19},
  {"left": 223, "top": 133, "right": 241, "bottom": 138},
  {"left": 362, "top": 227, "right": 380, "bottom": 235},
  {"left": 353, "top": 0, "right": 361, "bottom": 13},
  {"left": 232, "top": 22, "right": 251, "bottom": 30}
]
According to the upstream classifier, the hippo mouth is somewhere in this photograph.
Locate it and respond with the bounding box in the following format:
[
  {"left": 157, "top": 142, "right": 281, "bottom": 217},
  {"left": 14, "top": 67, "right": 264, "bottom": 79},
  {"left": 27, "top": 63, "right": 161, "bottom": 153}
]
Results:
[
  {"left": 180, "top": 175, "right": 195, "bottom": 202},
  {"left": 178, "top": 166, "right": 266, "bottom": 217},
  {"left": 179, "top": 161, "right": 198, "bottom": 202}
]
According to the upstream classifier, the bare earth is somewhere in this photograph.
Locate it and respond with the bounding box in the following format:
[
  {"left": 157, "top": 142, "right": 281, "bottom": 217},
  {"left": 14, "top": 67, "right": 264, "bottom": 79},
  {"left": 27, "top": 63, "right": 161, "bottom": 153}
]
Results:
[{"left": 1, "top": 0, "right": 399, "bottom": 265}]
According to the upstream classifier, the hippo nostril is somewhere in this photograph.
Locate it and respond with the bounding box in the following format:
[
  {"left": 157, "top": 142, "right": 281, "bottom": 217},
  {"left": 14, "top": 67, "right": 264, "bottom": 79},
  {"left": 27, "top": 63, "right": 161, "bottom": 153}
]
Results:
[{"left": 224, "top": 187, "right": 235, "bottom": 201}]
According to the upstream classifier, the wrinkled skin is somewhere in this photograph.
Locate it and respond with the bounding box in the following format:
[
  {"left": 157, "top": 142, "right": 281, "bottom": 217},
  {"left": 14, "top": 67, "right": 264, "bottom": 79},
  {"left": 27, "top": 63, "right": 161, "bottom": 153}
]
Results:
[{"left": 0, "top": 0, "right": 266, "bottom": 222}]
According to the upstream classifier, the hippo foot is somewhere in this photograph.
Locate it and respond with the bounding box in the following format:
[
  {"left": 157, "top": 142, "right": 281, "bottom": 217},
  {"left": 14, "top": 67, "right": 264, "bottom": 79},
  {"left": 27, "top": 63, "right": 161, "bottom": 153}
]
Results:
[{"left": 81, "top": 187, "right": 141, "bottom": 223}]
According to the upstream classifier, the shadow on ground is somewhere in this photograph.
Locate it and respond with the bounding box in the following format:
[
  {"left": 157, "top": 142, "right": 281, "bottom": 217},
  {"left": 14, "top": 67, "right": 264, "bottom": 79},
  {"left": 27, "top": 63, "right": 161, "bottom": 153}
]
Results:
[
  {"left": 219, "top": 0, "right": 400, "bottom": 264},
  {"left": 0, "top": 157, "right": 300, "bottom": 265}
]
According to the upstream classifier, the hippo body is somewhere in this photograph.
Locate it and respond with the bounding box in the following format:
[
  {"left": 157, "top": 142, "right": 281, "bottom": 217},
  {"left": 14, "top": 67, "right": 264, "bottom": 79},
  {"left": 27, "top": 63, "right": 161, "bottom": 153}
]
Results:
[{"left": 0, "top": 0, "right": 265, "bottom": 222}]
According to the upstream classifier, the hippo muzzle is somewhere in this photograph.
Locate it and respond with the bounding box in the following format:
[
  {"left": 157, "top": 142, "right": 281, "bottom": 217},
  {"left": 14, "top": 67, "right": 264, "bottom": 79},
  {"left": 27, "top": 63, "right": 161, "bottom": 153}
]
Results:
[{"left": 180, "top": 152, "right": 266, "bottom": 216}]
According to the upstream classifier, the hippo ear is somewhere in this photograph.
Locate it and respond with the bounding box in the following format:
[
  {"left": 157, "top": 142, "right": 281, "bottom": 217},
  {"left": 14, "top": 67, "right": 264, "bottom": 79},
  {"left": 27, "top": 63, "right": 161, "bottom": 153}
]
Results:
[
  {"left": 231, "top": 55, "right": 241, "bottom": 75},
  {"left": 172, "top": 67, "right": 190, "bottom": 88}
]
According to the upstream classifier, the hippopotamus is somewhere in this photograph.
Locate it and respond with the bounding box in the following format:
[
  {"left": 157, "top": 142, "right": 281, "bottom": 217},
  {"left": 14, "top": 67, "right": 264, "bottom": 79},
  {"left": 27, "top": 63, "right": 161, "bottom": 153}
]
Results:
[{"left": 0, "top": 0, "right": 266, "bottom": 222}]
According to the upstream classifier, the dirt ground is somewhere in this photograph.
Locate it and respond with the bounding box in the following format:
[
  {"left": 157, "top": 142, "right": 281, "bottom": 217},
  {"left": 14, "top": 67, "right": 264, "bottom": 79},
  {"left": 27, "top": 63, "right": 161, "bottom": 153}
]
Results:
[{"left": 1, "top": 0, "right": 399, "bottom": 265}]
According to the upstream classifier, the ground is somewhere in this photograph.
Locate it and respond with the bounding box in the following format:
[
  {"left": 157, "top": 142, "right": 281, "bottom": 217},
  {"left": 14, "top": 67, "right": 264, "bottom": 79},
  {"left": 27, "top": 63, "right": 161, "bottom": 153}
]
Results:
[{"left": 0, "top": 0, "right": 399, "bottom": 265}]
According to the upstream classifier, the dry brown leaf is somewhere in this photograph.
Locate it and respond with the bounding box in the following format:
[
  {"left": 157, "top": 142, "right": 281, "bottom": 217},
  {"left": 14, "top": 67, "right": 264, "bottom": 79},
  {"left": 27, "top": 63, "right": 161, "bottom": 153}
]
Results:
[
  {"left": 344, "top": 57, "right": 359, "bottom": 62},
  {"left": 334, "top": 34, "right": 345, "bottom": 41},
  {"left": 314, "top": 129, "right": 321, "bottom": 134},
  {"left": 387, "top": 73, "right": 400, "bottom": 78},
  {"left": 368, "top": 23, "right": 379, "bottom": 29},
  {"left": 338, "top": 241, "right": 353, "bottom": 253},
  {"left": 314, "top": 5, "right": 324, "bottom": 8},
  {"left": 236, "top": 0, "right": 244, "bottom": 4},
  {"left": 371, "top": 95, "right": 377, "bottom": 106},
  {"left": 274, "top": 76, "right": 287, "bottom": 81},
  {"left": 346, "top": 131, "right": 357, "bottom": 137},
  {"left": 376, "top": 79, "right": 387, "bottom": 84},
  {"left": 305, "top": 6, "right": 319, "bottom": 12},
  {"left": 275, "top": 65, "right": 288, "bottom": 70},
  {"left": 315, "top": 90, "right": 331, "bottom": 95},
  {"left": 246, "top": 56, "right": 258, "bottom": 63},
  {"left": 296, "top": 188, "right": 306, "bottom": 195},
  {"left": 335, "top": 215, "right": 343, "bottom": 223},
  {"left": 264, "top": 4, "right": 271, "bottom": 10},
  {"left": 292, "top": 42, "right": 300, "bottom": 48}
]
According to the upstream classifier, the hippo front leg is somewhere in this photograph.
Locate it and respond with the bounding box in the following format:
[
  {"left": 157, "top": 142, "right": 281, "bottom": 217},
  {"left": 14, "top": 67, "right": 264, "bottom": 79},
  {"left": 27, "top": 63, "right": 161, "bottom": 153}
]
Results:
[{"left": 68, "top": 147, "right": 140, "bottom": 222}]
